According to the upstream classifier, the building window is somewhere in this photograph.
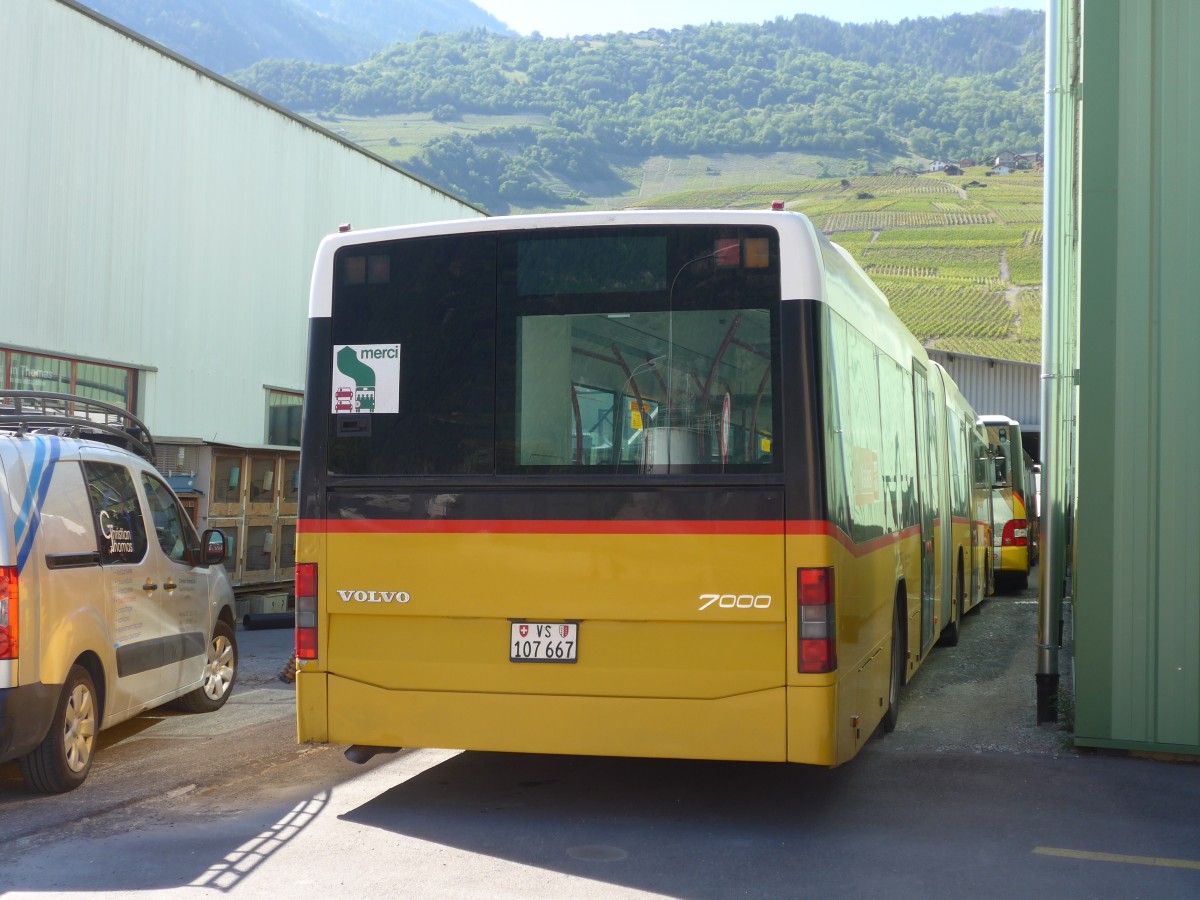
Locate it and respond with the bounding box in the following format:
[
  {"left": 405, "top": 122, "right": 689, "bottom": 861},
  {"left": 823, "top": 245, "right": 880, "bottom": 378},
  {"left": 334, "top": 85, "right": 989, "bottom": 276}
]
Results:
[
  {"left": 2, "top": 347, "right": 136, "bottom": 411},
  {"left": 266, "top": 389, "right": 302, "bottom": 446}
]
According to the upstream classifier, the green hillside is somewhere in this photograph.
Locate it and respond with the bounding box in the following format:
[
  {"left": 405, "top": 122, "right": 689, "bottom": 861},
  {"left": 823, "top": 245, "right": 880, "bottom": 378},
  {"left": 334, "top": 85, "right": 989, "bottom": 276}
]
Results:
[
  {"left": 631, "top": 168, "right": 1044, "bottom": 364},
  {"left": 239, "top": 12, "right": 1045, "bottom": 213},
  {"left": 238, "top": 11, "right": 1047, "bottom": 365}
]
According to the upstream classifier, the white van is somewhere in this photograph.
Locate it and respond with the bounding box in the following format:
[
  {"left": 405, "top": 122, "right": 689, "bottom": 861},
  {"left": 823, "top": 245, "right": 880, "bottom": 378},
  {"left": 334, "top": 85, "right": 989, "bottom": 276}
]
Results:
[{"left": 0, "top": 391, "right": 238, "bottom": 792}]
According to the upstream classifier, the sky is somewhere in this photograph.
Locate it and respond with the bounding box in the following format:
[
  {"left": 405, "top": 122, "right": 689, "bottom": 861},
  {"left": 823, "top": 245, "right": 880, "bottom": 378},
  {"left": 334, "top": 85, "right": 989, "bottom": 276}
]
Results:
[{"left": 473, "top": 1, "right": 1044, "bottom": 38}]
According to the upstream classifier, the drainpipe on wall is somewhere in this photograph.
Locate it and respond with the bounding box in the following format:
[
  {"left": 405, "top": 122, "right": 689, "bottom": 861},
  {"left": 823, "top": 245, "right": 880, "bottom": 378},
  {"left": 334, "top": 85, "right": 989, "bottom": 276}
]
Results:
[{"left": 1037, "top": 0, "right": 1078, "bottom": 724}]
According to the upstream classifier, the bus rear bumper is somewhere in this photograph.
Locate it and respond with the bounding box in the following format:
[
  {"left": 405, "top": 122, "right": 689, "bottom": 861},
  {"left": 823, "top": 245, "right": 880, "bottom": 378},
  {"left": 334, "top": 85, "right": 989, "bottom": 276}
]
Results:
[
  {"left": 316, "top": 675, "right": 791, "bottom": 763},
  {"left": 995, "top": 546, "right": 1031, "bottom": 575}
]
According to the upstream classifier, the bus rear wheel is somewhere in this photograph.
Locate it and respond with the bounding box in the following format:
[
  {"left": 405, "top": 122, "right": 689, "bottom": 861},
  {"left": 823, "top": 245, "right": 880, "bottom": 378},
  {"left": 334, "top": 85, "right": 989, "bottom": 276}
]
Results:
[
  {"left": 883, "top": 599, "right": 905, "bottom": 733},
  {"left": 939, "top": 560, "right": 964, "bottom": 647}
]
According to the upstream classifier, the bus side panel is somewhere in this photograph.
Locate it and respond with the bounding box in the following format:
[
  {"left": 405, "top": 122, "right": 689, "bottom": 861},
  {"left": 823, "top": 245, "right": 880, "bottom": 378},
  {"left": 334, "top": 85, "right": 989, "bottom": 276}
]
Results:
[
  {"left": 296, "top": 671, "right": 328, "bottom": 743},
  {"left": 785, "top": 531, "right": 911, "bottom": 765}
]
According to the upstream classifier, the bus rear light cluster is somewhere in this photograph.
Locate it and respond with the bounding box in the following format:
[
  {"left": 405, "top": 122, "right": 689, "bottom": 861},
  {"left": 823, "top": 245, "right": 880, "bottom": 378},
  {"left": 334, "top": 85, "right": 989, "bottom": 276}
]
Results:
[
  {"left": 295, "top": 562, "right": 318, "bottom": 661},
  {"left": 1002, "top": 519, "right": 1029, "bottom": 547},
  {"left": 0, "top": 566, "right": 17, "bottom": 660},
  {"left": 798, "top": 567, "right": 836, "bottom": 673}
]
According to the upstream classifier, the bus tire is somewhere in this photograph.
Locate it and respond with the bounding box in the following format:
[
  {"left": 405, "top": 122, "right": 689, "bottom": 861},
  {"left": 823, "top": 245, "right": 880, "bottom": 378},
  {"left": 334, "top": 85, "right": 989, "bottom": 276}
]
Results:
[
  {"left": 883, "top": 598, "right": 905, "bottom": 733},
  {"left": 939, "top": 558, "right": 964, "bottom": 647}
]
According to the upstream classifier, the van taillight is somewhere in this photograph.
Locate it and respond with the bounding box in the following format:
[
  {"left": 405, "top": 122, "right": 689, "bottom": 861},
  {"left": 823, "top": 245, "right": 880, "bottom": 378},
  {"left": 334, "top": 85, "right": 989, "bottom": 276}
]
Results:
[
  {"left": 798, "top": 567, "right": 836, "bottom": 673},
  {"left": 1002, "top": 519, "right": 1028, "bottom": 547},
  {"left": 295, "top": 562, "right": 317, "bottom": 661},
  {"left": 0, "top": 566, "right": 17, "bottom": 660}
]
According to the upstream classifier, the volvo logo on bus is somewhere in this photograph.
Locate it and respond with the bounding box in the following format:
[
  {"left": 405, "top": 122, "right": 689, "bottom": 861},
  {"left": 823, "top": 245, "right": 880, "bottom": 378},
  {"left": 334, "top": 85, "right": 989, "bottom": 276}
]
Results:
[
  {"left": 698, "top": 594, "right": 772, "bottom": 611},
  {"left": 337, "top": 589, "right": 411, "bottom": 604}
]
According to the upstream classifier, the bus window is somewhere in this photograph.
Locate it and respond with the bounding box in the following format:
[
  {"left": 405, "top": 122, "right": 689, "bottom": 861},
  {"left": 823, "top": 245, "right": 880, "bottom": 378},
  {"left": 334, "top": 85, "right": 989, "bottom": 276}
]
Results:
[
  {"left": 327, "top": 234, "right": 497, "bottom": 477},
  {"left": 512, "top": 308, "right": 774, "bottom": 471}
]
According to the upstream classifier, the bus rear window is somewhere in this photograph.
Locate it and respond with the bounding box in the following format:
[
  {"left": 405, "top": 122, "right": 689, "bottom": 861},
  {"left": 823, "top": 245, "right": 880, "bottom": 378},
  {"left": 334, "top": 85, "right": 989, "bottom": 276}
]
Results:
[
  {"left": 325, "top": 225, "right": 781, "bottom": 477},
  {"left": 499, "top": 225, "right": 782, "bottom": 474},
  {"left": 516, "top": 234, "right": 667, "bottom": 296},
  {"left": 507, "top": 308, "right": 776, "bottom": 472}
]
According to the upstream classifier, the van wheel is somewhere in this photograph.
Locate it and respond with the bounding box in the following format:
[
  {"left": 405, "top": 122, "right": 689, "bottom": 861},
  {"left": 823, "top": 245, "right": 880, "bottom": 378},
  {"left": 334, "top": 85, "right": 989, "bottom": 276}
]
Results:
[
  {"left": 176, "top": 620, "right": 238, "bottom": 713},
  {"left": 882, "top": 600, "right": 905, "bottom": 733},
  {"left": 20, "top": 665, "right": 98, "bottom": 793}
]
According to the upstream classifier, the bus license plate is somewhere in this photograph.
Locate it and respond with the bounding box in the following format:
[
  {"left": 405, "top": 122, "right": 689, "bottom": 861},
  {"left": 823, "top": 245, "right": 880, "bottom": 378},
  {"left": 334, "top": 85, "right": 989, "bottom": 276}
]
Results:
[{"left": 510, "top": 622, "right": 578, "bottom": 663}]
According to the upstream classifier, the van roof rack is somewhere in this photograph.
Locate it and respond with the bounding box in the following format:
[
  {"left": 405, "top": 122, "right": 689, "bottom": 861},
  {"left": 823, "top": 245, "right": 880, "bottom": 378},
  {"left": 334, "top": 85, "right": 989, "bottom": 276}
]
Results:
[{"left": 0, "top": 390, "right": 156, "bottom": 463}]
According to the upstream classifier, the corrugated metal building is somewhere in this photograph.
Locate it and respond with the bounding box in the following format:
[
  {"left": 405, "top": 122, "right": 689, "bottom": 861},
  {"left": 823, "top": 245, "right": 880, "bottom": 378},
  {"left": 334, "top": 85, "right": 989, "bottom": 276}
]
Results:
[
  {"left": 1, "top": 0, "right": 482, "bottom": 596},
  {"left": 1045, "top": 0, "right": 1200, "bottom": 756},
  {"left": 928, "top": 350, "right": 1041, "bottom": 456},
  {"left": 1, "top": 0, "right": 482, "bottom": 444}
]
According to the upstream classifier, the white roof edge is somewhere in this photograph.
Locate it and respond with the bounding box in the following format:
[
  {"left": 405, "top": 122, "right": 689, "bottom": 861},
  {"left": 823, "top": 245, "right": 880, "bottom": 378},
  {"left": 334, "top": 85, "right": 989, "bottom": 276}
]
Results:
[{"left": 309, "top": 210, "right": 825, "bottom": 319}]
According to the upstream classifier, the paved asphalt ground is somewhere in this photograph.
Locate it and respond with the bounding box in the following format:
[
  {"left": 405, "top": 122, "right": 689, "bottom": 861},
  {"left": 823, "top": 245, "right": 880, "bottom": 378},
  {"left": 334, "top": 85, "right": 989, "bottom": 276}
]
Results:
[{"left": 3, "top": 570, "right": 1199, "bottom": 899}]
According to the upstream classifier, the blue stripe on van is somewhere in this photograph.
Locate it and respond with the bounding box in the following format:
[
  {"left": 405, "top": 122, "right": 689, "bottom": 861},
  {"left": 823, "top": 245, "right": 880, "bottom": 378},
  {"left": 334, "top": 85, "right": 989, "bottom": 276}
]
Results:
[{"left": 15, "top": 437, "right": 62, "bottom": 575}]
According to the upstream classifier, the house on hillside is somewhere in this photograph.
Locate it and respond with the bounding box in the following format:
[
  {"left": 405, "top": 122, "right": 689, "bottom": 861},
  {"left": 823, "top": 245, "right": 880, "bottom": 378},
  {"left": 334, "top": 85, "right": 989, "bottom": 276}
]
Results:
[
  {"left": 959, "top": 158, "right": 977, "bottom": 168},
  {"left": 893, "top": 165, "right": 917, "bottom": 176},
  {"left": 944, "top": 164, "right": 963, "bottom": 176},
  {"left": 1016, "top": 151, "right": 1044, "bottom": 170},
  {"left": 994, "top": 149, "right": 1017, "bottom": 168},
  {"left": 928, "top": 160, "right": 947, "bottom": 172}
]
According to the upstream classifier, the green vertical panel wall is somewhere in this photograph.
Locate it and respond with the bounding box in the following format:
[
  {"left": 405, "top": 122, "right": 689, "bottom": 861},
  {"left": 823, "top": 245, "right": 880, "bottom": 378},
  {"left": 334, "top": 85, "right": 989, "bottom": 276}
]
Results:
[{"left": 1074, "top": 0, "right": 1200, "bottom": 753}]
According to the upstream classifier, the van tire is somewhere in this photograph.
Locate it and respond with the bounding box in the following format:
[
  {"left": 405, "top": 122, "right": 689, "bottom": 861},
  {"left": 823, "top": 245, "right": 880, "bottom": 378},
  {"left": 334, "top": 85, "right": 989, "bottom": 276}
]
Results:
[
  {"left": 20, "top": 665, "right": 98, "bottom": 793},
  {"left": 176, "top": 620, "right": 238, "bottom": 713}
]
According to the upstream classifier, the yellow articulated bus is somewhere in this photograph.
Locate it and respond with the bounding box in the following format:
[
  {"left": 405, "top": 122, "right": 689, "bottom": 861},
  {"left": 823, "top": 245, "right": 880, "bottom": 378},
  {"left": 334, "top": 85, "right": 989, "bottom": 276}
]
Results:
[
  {"left": 933, "top": 368, "right": 995, "bottom": 645},
  {"left": 978, "top": 414, "right": 1037, "bottom": 590},
  {"left": 295, "top": 210, "right": 989, "bottom": 767}
]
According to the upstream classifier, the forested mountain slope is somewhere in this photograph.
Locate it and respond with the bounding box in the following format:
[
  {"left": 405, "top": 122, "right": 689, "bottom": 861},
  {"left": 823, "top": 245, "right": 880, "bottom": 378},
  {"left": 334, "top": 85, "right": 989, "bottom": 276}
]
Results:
[{"left": 234, "top": 12, "right": 1044, "bottom": 212}]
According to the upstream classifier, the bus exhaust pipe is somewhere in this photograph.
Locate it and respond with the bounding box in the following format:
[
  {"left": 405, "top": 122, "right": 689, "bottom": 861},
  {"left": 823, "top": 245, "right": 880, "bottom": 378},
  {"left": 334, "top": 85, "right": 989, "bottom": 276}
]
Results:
[{"left": 344, "top": 745, "right": 401, "bottom": 765}]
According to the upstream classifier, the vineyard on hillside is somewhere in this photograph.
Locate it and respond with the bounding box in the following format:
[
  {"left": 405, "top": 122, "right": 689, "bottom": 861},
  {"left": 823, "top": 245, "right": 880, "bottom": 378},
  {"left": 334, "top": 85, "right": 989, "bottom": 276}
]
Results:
[{"left": 636, "top": 169, "right": 1044, "bottom": 364}]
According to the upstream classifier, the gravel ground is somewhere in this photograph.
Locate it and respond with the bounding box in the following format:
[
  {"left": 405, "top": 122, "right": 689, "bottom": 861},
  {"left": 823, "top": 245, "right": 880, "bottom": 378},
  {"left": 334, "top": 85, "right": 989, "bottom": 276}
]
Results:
[{"left": 880, "top": 565, "right": 1077, "bottom": 757}]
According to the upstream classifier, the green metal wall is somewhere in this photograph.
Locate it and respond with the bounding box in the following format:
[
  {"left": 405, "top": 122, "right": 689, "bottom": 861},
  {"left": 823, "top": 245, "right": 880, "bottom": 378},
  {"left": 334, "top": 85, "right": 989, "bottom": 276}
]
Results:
[{"left": 1074, "top": 0, "right": 1200, "bottom": 753}]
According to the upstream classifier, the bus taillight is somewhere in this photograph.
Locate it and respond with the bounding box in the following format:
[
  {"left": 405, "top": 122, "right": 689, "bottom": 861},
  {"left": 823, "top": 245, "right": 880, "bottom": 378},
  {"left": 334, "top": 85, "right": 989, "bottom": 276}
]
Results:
[
  {"left": 0, "top": 566, "right": 17, "bottom": 660},
  {"left": 798, "top": 567, "right": 836, "bottom": 673},
  {"left": 1002, "top": 519, "right": 1028, "bottom": 547},
  {"left": 296, "top": 562, "right": 318, "bottom": 661}
]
